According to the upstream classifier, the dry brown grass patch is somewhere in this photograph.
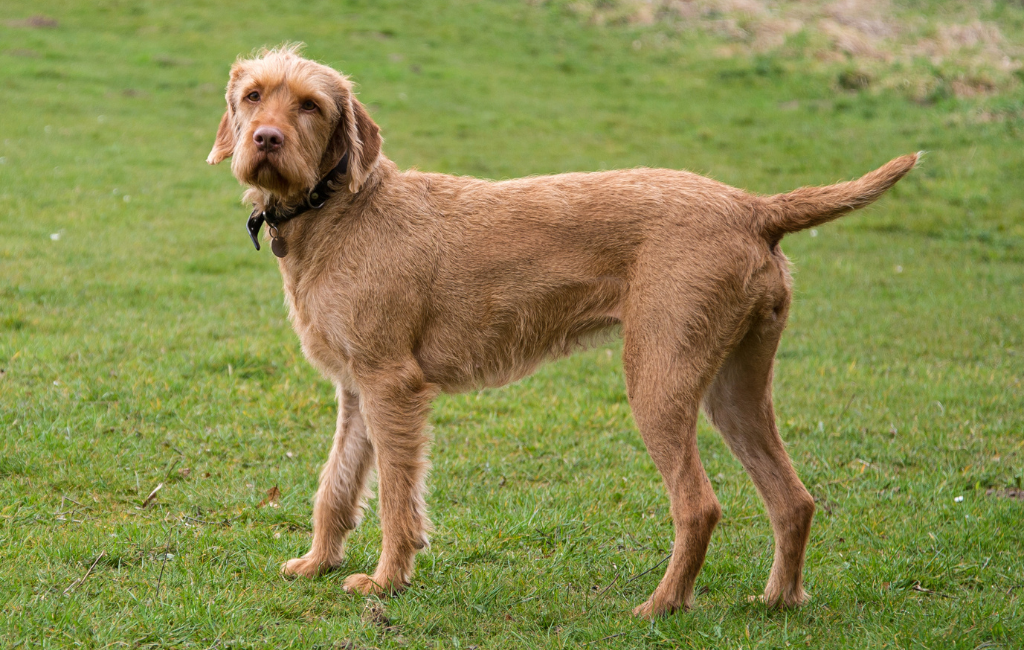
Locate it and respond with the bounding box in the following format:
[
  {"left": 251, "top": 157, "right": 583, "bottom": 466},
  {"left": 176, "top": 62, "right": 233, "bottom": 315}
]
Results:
[{"left": 561, "top": 0, "right": 1023, "bottom": 98}]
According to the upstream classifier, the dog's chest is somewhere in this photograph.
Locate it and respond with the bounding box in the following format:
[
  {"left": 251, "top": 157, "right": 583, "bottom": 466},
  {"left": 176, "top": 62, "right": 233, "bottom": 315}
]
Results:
[{"left": 280, "top": 272, "right": 357, "bottom": 382}]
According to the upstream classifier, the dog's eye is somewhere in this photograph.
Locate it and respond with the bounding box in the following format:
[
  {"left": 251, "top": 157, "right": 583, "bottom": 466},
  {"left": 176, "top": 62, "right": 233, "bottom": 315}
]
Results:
[
  {"left": 246, "top": 91, "right": 261, "bottom": 103},
  {"left": 301, "top": 100, "right": 318, "bottom": 112}
]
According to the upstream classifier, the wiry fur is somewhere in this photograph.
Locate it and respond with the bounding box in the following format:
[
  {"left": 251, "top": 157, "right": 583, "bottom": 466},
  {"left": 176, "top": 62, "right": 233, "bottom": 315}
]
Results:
[{"left": 208, "top": 46, "right": 917, "bottom": 617}]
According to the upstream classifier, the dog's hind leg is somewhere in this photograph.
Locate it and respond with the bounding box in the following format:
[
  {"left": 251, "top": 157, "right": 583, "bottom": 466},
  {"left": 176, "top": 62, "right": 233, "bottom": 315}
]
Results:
[
  {"left": 283, "top": 387, "right": 375, "bottom": 578},
  {"left": 702, "top": 309, "right": 815, "bottom": 608},
  {"left": 623, "top": 283, "right": 751, "bottom": 617},
  {"left": 342, "top": 361, "right": 438, "bottom": 597}
]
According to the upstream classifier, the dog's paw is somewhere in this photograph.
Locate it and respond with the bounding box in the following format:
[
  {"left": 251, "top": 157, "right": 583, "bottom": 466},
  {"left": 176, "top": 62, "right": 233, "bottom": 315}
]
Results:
[
  {"left": 632, "top": 599, "right": 657, "bottom": 619},
  {"left": 343, "top": 572, "right": 408, "bottom": 597},
  {"left": 632, "top": 596, "right": 684, "bottom": 619},
  {"left": 748, "top": 590, "right": 810, "bottom": 608},
  {"left": 281, "top": 556, "right": 330, "bottom": 578},
  {"left": 343, "top": 573, "right": 384, "bottom": 596}
]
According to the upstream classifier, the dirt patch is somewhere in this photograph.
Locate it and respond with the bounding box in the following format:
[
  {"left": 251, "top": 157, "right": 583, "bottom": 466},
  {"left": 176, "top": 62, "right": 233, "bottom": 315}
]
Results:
[
  {"left": 361, "top": 601, "right": 404, "bottom": 640},
  {"left": 6, "top": 16, "right": 59, "bottom": 29},
  {"left": 987, "top": 487, "right": 1024, "bottom": 501}
]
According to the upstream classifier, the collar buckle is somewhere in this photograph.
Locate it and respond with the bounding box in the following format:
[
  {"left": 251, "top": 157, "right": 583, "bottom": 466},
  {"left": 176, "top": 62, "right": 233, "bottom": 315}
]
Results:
[
  {"left": 307, "top": 190, "right": 327, "bottom": 210},
  {"left": 246, "top": 209, "right": 265, "bottom": 251}
]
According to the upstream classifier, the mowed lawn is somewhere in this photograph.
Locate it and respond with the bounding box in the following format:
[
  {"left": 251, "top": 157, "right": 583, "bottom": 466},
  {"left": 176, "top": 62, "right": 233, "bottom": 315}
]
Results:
[{"left": 1, "top": 1, "right": 1023, "bottom": 648}]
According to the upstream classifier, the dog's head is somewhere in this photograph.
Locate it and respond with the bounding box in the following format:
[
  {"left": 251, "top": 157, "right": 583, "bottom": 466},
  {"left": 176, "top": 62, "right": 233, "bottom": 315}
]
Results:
[{"left": 207, "top": 44, "right": 382, "bottom": 202}]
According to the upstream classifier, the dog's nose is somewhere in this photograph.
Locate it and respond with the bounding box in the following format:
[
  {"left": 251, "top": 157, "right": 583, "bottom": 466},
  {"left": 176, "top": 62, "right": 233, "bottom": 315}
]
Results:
[{"left": 253, "top": 126, "right": 284, "bottom": 152}]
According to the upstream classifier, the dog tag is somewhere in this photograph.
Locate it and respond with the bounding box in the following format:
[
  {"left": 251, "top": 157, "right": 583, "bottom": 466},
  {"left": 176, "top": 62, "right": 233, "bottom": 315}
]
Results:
[{"left": 271, "top": 236, "right": 288, "bottom": 258}]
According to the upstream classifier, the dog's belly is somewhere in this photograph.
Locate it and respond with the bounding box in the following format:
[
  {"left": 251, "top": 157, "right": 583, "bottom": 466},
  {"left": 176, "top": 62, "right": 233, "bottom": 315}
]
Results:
[{"left": 415, "top": 277, "right": 625, "bottom": 392}]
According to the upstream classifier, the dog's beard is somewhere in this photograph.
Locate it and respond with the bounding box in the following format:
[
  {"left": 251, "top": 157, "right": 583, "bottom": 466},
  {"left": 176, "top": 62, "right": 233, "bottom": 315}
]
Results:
[
  {"left": 233, "top": 146, "right": 318, "bottom": 201},
  {"left": 253, "top": 159, "right": 291, "bottom": 193}
]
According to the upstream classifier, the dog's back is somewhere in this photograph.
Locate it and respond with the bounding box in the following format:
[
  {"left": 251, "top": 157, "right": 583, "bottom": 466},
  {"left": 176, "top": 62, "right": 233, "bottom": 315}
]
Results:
[{"left": 397, "top": 158, "right": 916, "bottom": 393}]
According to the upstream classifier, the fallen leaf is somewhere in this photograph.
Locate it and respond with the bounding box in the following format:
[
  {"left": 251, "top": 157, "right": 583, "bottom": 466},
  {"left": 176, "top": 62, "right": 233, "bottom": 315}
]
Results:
[{"left": 258, "top": 486, "right": 281, "bottom": 508}]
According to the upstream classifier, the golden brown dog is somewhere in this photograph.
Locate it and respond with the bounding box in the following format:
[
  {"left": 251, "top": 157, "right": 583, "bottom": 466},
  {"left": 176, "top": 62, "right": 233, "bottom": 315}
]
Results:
[{"left": 207, "top": 45, "right": 917, "bottom": 617}]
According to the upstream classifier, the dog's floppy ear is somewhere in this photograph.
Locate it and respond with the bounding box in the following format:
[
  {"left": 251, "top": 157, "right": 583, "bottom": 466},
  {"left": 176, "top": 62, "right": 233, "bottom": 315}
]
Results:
[
  {"left": 207, "top": 63, "right": 244, "bottom": 165},
  {"left": 206, "top": 106, "right": 235, "bottom": 165},
  {"left": 325, "top": 90, "right": 382, "bottom": 193}
]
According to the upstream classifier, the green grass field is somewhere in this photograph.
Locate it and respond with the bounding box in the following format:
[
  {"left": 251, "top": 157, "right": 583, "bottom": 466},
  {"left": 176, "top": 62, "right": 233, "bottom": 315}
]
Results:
[{"left": 2, "top": 1, "right": 1023, "bottom": 648}]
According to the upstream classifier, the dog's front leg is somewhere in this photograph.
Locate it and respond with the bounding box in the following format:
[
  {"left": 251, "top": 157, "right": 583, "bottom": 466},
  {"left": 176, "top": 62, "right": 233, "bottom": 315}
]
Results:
[
  {"left": 342, "top": 362, "right": 437, "bottom": 596},
  {"left": 283, "top": 386, "right": 374, "bottom": 577}
]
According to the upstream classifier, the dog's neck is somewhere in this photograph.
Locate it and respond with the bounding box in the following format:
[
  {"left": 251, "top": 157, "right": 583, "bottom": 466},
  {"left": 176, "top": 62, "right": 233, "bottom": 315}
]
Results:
[
  {"left": 241, "top": 152, "right": 357, "bottom": 254},
  {"left": 268, "top": 158, "right": 396, "bottom": 302},
  {"left": 245, "top": 151, "right": 351, "bottom": 217},
  {"left": 245, "top": 187, "right": 297, "bottom": 215},
  {"left": 241, "top": 155, "right": 393, "bottom": 255}
]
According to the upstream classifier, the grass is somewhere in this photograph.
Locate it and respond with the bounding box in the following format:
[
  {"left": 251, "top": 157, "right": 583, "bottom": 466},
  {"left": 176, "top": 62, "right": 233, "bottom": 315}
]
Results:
[{"left": 1, "top": 0, "right": 1023, "bottom": 648}]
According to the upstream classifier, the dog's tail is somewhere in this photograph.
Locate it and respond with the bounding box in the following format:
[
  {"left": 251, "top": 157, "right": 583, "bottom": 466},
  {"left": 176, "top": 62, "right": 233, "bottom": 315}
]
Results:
[{"left": 756, "top": 153, "right": 919, "bottom": 244}]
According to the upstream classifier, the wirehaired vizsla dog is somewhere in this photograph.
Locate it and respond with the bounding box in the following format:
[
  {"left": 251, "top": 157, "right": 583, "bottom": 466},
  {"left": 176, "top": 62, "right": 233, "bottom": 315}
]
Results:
[{"left": 207, "top": 45, "right": 917, "bottom": 617}]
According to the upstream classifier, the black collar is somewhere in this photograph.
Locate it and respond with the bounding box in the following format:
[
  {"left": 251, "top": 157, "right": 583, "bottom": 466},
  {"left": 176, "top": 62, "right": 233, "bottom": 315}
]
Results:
[{"left": 246, "top": 151, "right": 349, "bottom": 251}]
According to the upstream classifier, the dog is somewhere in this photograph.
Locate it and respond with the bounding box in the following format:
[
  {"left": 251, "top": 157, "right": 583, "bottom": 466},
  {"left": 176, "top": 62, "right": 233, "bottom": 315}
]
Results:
[{"left": 207, "top": 45, "right": 917, "bottom": 617}]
